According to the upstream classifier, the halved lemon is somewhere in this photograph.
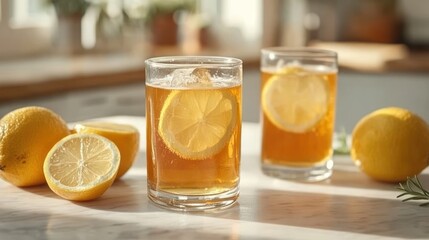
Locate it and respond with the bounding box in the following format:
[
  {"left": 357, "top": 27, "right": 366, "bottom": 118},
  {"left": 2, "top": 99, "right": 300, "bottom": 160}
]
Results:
[
  {"left": 43, "top": 134, "right": 120, "bottom": 201},
  {"left": 158, "top": 89, "right": 238, "bottom": 160},
  {"left": 262, "top": 68, "right": 328, "bottom": 133},
  {"left": 74, "top": 122, "right": 139, "bottom": 179}
]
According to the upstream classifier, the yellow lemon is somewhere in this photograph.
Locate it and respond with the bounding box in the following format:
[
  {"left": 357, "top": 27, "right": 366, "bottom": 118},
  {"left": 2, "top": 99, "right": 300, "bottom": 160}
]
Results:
[
  {"left": 351, "top": 107, "right": 429, "bottom": 182},
  {"left": 74, "top": 122, "right": 139, "bottom": 179},
  {"left": 262, "top": 67, "right": 329, "bottom": 133},
  {"left": 0, "top": 106, "right": 69, "bottom": 187},
  {"left": 158, "top": 89, "right": 238, "bottom": 160},
  {"left": 44, "top": 134, "right": 120, "bottom": 201}
]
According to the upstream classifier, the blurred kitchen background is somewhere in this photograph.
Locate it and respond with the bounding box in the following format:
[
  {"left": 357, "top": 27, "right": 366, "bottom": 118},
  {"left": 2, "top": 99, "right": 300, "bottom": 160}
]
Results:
[{"left": 0, "top": 0, "right": 428, "bottom": 133}]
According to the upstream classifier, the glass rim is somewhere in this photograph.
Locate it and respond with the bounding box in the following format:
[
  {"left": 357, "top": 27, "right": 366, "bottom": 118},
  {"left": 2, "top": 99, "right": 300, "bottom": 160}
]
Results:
[
  {"left": 145, "top": 56, "right": 243, "bottom": 68},
  {"left": 261, "top": 47, "right": 337, "bottom": 58}
]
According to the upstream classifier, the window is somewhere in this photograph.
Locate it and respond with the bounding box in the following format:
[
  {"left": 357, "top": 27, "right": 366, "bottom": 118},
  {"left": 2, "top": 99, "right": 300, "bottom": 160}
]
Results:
[
  {"left": 198, "top": 0, "right": 263, "bottom": 50},
  {"left": 0, "top": 0, "right": 54, "bottom": 59},
  {"left": 10, "top": 0, "right": 52, "bottom": 27},
  {"left": 0, "top": 0, "right": 265, "bottom": 59}
]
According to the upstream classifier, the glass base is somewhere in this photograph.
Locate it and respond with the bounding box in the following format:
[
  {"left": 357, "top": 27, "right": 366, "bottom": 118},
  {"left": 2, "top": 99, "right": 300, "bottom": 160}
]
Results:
[
  {"left": 148, "top": 185, "right": 239, "bottom": 212},
  {"left": 262, "top": 159, "right": 333, "bottom": 182}
]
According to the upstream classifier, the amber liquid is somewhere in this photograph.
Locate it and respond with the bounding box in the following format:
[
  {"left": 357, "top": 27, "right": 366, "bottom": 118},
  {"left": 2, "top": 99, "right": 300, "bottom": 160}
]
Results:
[
  {"left": 146, "top": 83, "right": 241, "bottom": 195},
  {"left": 261, "top": 67, "right": 337, "bottom": 166}
]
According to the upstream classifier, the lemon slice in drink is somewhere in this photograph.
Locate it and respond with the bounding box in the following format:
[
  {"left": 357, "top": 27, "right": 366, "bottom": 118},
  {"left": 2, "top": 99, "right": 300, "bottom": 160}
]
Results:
[
  {"left": 262, "top": 67, "right": 329, "bottom": 133},
  {"left": 44, "top": 134, "right": 120, "bottom": 201},
  {"left": 158, "top": 89, "right": 238, "bottom": 160}
]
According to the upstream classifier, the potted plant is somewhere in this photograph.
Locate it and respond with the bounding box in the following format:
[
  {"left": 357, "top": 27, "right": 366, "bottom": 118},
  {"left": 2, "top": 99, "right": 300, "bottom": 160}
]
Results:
[
  {"left": 49, "top": 0, "right": 90, "bottom": 54},
  {"left": 50, "top": 0, "right": 89, "bottom": 17},
  {"left": 145, "top": 0, "right": 196, "bottom": 46}
]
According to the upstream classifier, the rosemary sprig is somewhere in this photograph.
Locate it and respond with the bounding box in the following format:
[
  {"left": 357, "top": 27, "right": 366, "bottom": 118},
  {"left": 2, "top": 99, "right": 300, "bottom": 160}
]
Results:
[{"left": 397, "top": 176, "right": 429, "bottom": 206}]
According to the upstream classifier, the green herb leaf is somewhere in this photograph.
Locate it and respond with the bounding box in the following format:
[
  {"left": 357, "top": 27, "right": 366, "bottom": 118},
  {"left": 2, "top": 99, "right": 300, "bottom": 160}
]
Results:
[{"left": 397, "top": 176, "right": 429, "bottom": 206}]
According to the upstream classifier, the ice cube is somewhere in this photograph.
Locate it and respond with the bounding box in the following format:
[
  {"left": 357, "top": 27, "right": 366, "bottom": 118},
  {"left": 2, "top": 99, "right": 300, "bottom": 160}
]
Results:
[
  {"left": 170, "top": 68, "right": 196, "bottom": 87},
  {"left": 170, "top": 68, "right": 212, "bottom": 87},
  {"left": 169, "top": 68, "right": 213, "bottom": 87},
  {"left": 191, "top": 68, "right": 212, "bottom": 85},
  {"left": 276, "top": 60, "right": 301, "bottom": 71},
  {"left": 276, "top": 59, "right": 286, "bottom": 71}
]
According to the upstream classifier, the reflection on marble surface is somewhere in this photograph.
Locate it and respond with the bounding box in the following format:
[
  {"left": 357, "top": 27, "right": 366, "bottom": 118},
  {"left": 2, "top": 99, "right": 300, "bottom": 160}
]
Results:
[{"left": 1, "top": 117, "right": 428, "bottom": 240}]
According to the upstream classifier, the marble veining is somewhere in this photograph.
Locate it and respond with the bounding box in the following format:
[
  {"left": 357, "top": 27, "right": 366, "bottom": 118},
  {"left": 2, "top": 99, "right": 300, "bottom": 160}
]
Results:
[{"left": 0, "top": 116, "right": 428, "bottom": 240}]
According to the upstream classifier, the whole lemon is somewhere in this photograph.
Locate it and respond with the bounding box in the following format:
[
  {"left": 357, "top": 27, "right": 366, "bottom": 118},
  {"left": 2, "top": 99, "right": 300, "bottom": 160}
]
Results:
[
  {"left": 0, "top": 106, "right": 70, "bottom": 187},
  {"left": 351, "top": 107, "right": 429, "bottom": 183}
]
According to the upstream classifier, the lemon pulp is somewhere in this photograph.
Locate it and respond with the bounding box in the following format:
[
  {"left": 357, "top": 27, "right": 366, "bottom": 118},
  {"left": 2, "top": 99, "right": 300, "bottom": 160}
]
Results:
[
  {"left": 158, "top": 89, "right": 238, "bottom": 160},
  {"left": 262, "top": 67, "right": 329, "bottom": 133},
  {"left": 74, "top": 122, "right": 139, "bottom": 179},
  {"left": 44, "top": 133, "right": 120, "bottom": 201}
]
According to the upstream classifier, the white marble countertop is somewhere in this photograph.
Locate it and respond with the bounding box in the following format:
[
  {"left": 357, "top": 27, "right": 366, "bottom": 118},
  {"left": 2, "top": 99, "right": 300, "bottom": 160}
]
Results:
[{"left": 0, "top": 116, "right": 428, "bottom": 240}]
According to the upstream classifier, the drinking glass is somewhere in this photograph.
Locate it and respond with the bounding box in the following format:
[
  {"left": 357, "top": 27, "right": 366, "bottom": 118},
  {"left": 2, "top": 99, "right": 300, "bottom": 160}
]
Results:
[
  {"left": 260, "top": 48, "right": 338, "bottom": 181},
  {"left": 145, "top": 56, "right": 242, "bottom": 211}
]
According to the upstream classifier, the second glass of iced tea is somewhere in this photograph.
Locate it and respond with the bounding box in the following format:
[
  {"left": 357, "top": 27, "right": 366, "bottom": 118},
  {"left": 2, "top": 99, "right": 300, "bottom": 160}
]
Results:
[
  {"left": 260, "top": 48, "right": 337, "bottom": 181},
  {"left": 145, "top": 56, "right": 242, "bottom": 211}
]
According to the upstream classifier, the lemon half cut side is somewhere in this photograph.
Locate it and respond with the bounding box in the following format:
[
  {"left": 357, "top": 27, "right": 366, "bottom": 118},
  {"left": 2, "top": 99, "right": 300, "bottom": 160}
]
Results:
[
  {"left": 43, "top": 134, "right": 120, "bottom": 201},
  {"left": 74, "top": 122, "right": 139, "bottom": 179},
  {"left": 262, "top": 69, "right": 329, "bottom": 133},
  {"left": 158, "top": 89, "right": 238, "bottom": 160}
]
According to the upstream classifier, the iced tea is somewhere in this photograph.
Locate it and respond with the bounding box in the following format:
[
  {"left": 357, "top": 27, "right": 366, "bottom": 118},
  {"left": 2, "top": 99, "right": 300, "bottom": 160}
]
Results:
[
  {"left": 145, "top": 56, "right": 242, "bottom": 210},
  {"left": 260, "top": 48, "right": 338, "bottom": 181}
]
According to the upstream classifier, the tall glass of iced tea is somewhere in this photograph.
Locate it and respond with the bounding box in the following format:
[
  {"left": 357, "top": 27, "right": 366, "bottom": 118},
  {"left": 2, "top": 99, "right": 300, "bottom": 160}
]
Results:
[
  {"left": 260, "top": 48, "right": 337, "bottom": 181},
  {"left": 145, "top": 56, "right": 242, "bottom": 211}
]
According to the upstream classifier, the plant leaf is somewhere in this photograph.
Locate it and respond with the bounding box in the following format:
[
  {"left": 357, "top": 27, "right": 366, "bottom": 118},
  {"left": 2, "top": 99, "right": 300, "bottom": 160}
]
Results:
[
  {"left": 402, "top": 196, "right": 429, "bottom": 201},
  {"left": 396, "top": 176, "right": 429, "bottom": 206},
  {"left": 396, "top": 192, "right": 409, "bottom": 198}
]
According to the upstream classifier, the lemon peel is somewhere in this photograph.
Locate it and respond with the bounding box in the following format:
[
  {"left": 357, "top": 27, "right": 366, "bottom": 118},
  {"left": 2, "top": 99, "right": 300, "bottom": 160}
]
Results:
[{"left": 351, "top": 107, "right": 429, "bottom": 182}]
